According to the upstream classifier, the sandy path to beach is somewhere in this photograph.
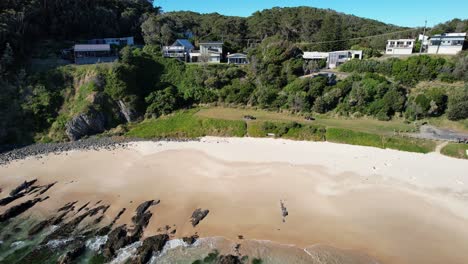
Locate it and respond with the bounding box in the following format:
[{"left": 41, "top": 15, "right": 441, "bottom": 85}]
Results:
[{"left": 1, "top": 137, "right": 468, "bottom": 264}]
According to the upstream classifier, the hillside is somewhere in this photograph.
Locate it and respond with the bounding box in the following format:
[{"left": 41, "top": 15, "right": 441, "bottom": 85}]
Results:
[
  {"left": 154, "top": 7, "right": 408, "bottom": 52},
  {"left": 0, "top": 2, "right": 467, "bottom": 150}
]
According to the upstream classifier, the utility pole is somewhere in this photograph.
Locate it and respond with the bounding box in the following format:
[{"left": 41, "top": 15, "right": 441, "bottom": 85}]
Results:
[{"left": 419, "top": 20, "right": 427, "bottom": 55}]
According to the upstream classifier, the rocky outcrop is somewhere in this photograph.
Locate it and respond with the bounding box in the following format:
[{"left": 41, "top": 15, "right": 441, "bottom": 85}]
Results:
[
  {"left": 57, "top": 241, "right": 86, "bottom": 264},
  {"left": 9, "top": 179, "right": 37, "bottom": 196},
  {"left": 0, "top": 197, "right": 49, "bottom": 222},
  {"left": 216, "top": 255, "right": 242, "bottom": 264},
  {"left": 131, "top": 234, "right": 169, "bottom": 264},
  {"left": 117, "top": 99, "right": 137, "bottom": 123},
  {"left": 183, "top": 234, "right": 199, "bottom": 245},
  {"left": 65, "top": 110, "right": 106, "bottom": 141},
  {"left": 190, "top": 208, "right": 209, "bottom": 227},
  {"left": 103, "top": 200, "right": 159, "bottom": 260}
]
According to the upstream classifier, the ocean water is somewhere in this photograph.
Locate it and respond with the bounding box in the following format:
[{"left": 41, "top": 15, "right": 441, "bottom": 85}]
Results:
[{"left": 0, "top": 217, "right": 379, "bottom": 264}]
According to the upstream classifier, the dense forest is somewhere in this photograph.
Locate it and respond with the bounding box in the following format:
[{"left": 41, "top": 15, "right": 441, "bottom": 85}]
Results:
[{"left": 0, "top": 1, "right": 467, "bottom": 145}]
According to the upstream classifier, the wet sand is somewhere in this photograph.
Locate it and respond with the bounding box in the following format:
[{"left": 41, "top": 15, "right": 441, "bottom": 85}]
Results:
[{"left": 1, "top": 137, "right": 468, "bottom": 264}]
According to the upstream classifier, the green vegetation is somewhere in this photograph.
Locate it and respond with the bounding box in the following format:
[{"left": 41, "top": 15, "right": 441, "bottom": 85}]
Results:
[
  {"left": 0, "top": 2, "right": 466, "bottom": 157},
  {"left": 326, "top": 128, "right": 436, "bottom": 153},
  {"left": 247, "top": 121, "right": 326, "bottom": 141},
  {"left": 126, "top": 110, "right": 246, "bottom": 139},
  {"left": 340, "top": 54, "right": 467, "bottom": 85},
  {"left": 441, "top": 143, "right": 468, "bottom": 159}
]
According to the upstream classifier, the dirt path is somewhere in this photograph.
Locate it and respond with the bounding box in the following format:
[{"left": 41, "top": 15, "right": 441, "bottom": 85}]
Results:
[{"left": 435, "top": 141, "right": 449, "bottom": 153}]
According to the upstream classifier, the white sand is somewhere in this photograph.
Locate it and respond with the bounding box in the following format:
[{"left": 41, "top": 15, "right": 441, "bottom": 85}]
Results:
[{"left": 1, "top": 137, "right": 468, "bottom": 264}]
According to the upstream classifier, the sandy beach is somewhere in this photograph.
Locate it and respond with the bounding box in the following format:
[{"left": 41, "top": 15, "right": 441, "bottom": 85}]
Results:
[{"left": 1, "top": 137, "right": 468, "bottom": 264}]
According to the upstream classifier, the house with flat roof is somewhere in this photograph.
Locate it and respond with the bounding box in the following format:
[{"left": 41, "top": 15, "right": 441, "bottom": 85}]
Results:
[
  {"left": 428, "top": 33, "right": 467, "bottom": 55},
  {"left": 163, "top": 39, "right": 195, "bottom": 62},
  {"left": 190, "top": 41, "right": 223, "bottom": 63},
  {"left": 88, "top": 36, "right": 134, "bottom": 46},
  {"left": 227, "top": 53, "right": 248, "bottom": 64},
  {"left": 74, "top": 44, "right": 117, "bottom": 64},
  {"left": 327, "top": 50, "right": 363, "bottom": 69},
  {"left": 385, "top": 39, "right": 415, "bottom": 55},
  {"left": 302, "top": 50, "right": 362, "bottom": 69},
  {"left": 303, "top": 52, "right": 329, "bottom": 60}
]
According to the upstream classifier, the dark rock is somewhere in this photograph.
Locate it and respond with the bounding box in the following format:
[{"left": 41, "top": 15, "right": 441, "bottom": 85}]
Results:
[
  {"left": 131, "top": 234, "right": 169, "bottom": 264},
  {"left": 43, "top": 205, "right": 109, "bottom": 242},
  {"left": 118, "top": 99, "right": 138, "bottom": 123},
  {"left": 9, "top": 179, "right": 37, "bottom": 196},
  {"left": 280, "top": 200, "right": 288, "bottom": 222},
  {"left": 0, "top": 197, "right": 48, "bottom": 222},
  {"left": 190, "top": 208, "right": 209, "bottom": 227},
  {"left": 216, "top": 255, "right": 242, "bottom": 264},
  {"left": 102, "top": 225, "right": 131, "bottom": 259},
  {"left": 0, "top": 193, "right": 26, "bottom": 206},
  {"left": 57, "top": 201, "right": 78, "bottom": 212},
  {"left": 57, "top": 241, "right": 86, "bottom": 264},
  {"left": 65, "top": 110, "right": 107, "bottom": 141},
  {"left": 96, "top": 207, "right": 126, "bottom": 236},
  {"left": 182, "top": 234, "right": 199, "bottom": 245},
  {"left": 76, "top": 202, "right": 90, "bottom": 213},
  {"left": 35, "top": 182, "right": 57, "bottom": 196}
]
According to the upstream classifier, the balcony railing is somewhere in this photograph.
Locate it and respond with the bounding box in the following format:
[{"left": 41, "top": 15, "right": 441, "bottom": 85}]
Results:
[
  {"left": 163, "top": 52, "right": 185, "bottom": 58},
  {"left": 163, "top": 46, "right": 185, "bottom": 51},
  {"left": 387, "top": 44, "right": 412, "bottom": 48}
]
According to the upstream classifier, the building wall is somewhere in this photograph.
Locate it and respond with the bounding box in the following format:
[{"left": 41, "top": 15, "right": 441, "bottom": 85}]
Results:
[
  {"left": 386, "top": 47, "right": 413, "bottom": 55},
  {"left": 427, "top": 45, "right": 463, "bottom": 55}
]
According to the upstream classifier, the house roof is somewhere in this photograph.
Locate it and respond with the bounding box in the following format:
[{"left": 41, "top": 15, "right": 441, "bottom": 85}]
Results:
[
  {"left": 303, "top": 52, "right": 329, "bottom": 59},
  {"left": 227, "top": 53, "right": 247, "bottom": 58},
  {"left": 387, "top": 39, "right": 415, "bottom": 42},
  {"left": 74, "top": 44, "right": 110, "bottom": 52},
  {"left": 431, "top": 33, "right": 467, "bottom": 39},
  {"left": 174, "top": 39, "right": 195, "bottom": 49}
]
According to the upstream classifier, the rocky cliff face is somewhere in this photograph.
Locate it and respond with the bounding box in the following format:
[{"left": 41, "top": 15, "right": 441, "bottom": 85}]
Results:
[
  {"left": 65, "top": 110, "right": 106, "bottom": 141},
  {"left": 117, "top": 99, "right": 137, "bottom": 123}
]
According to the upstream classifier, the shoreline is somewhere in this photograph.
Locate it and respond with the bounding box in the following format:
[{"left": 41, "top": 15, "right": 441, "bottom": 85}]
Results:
[{"left": 1, "top": 137, "right": 468, "bottom": 263}]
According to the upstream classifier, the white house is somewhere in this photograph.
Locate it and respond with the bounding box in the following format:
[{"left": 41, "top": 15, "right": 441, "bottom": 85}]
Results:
[
  {"left": 163, "top": 39, "right": 195, "bottom": 61},
  {"left": 302, "top": 52, "right": 329, "bottom": 60},
  {"left": 385, "top": 39, "right": 415, "bottom": 55},
  {"left": 303, "top": 50, "right": 362, "bottom": 69},
  {"left": 89, "top": 36, "right": 134, "bottom": 46},
  {"left": 74, "top": 44, "right": 117, "bottom": 65},
  {"left": 227, "top": 53, "right": 248, "bottom": 64},
  {"left": 427, "top": 33, "right": 467, "bottom": 55},
  {"left": 327, "top": 50, "right": 363, "bottom": 69},
  {"left": 190, "top": 41, "right": 223, "bottom": 63}
]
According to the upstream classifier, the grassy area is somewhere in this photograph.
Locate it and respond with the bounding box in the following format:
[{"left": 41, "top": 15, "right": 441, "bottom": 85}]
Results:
[
  {"left": 441, "top": 143, "right": 468, "bottom": 159},
  {"left": 126, "top": 108, "right": 437, "bottom": 154},
  {"left": 326, "top": 128, "right": 436, "bottom": 153},
  {"left": 126, "top": 110, "right": 247, "bottom": 139},
  {"left": 247, "top": 121, "right": 326, "bottom": 141},
  {"left": 196, "top": 107, "right": 417, "bottom": 135}
]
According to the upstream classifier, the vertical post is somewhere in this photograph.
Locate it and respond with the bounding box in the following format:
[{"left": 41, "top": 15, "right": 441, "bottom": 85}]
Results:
[{"left": 419, "top": 20, "right": 427, "bottom": 55}]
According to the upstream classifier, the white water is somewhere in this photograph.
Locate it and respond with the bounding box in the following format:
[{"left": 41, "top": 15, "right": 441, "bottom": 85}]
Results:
[
  {"left": 85, "top": 235, "right": 108, "bottom": 251},
  {"left": 10, "top": 241, "right": 26, "bottom": 249},
  {"left": 46, "top": 237, "right": 74, "bottom": 249},
  {"left": 110, "top": 241, "right": 142, "bottom": 264}
]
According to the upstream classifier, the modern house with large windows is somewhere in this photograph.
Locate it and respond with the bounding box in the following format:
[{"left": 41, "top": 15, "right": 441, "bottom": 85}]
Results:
[
  {"left": 303, "top": 50, "right": 362, "bottom": 69},
  {"left": 73, "top": 44, "right": 117, "bottom": 64},
  {"left": 327, "top": 50, "right": 363, "bottom": 69},
  {"left": 190, "top": 41, "right": 223, "bottom": 63},
  {"left": 427, "top": 33, "right": 467, "bottom": 55},
  {"left": 163, "top": 39, "right": 195, "bottom": 62},
  {"left": 385, "top": 39, "right": 415, "bottom": 55},
  {"left": 227, "top": 53, "right": 248, "bottom": 64}
]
